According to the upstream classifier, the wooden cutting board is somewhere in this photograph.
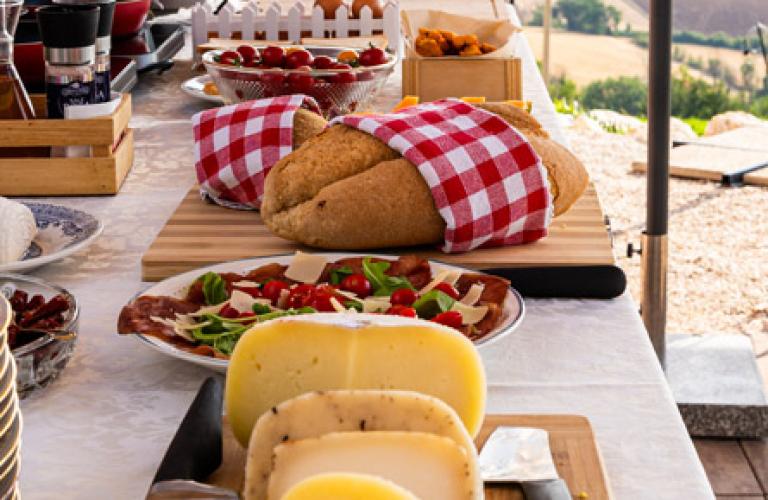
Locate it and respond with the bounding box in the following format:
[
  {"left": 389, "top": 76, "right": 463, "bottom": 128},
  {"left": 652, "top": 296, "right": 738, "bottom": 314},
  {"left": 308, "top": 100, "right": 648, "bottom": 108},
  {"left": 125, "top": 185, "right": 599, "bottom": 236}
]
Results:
[
  {"left": 141, "top": 185, "right": 614, "bottom": 281},
  {"left": 207, "top": 414, "right": 612, "bottom": 499},
  {"left": 632, "top": 127, "right": 768, "bottom": 186}
]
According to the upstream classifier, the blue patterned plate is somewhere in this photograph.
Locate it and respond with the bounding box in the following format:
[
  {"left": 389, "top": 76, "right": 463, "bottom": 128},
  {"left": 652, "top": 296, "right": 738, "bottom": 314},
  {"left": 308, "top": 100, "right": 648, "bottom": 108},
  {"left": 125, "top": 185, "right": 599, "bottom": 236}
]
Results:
[{"left": 0, "top": 203, "right": 103, "bottom": 273}]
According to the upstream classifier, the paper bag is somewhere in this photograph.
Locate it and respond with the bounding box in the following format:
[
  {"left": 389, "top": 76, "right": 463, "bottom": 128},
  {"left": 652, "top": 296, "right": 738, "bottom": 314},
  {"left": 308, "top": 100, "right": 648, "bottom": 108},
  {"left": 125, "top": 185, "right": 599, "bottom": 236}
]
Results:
[{"left": 401, "top": 9, "right": 521, "bottom": 59}]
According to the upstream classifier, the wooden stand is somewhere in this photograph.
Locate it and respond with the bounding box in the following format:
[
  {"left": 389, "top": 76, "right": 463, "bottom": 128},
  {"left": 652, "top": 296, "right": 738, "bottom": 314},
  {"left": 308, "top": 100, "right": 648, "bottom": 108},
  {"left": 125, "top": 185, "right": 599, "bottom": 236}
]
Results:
[
  {"left": 402, "top": 57, "right": 522, "bottom": 102},
  {"left": 0, "top": 94, "right": 134, "bottom": 196}
]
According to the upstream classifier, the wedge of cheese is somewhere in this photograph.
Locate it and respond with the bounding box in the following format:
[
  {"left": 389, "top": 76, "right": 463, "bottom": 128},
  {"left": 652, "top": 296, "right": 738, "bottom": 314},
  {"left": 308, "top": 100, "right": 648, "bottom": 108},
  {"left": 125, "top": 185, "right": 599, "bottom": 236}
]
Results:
[
  {"left": 279, "top": 473, "right": 420, "bottom": 500},
  {"left": 244, "top": 390, "right": 479, "bottom": 500},
  {"left": 226, "top": 314, "right": 486, "bottom": 447},
  {"left": 267, "top": 431, "right": 478, "bottom": 500}
]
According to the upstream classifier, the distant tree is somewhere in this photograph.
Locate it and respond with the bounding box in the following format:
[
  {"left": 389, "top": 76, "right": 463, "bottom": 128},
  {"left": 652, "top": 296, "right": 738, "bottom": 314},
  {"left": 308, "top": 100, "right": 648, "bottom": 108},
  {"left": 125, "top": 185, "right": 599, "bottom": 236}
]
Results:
[
  {"left": 750, "top": 95, "right": 768, "bottom": 118},
  {"left": 671, "top": 68, "right": 741, "bottom": 118},
  {"left": 723, "top": 67, "right": 738, "bottom": 89},
  {"left": 529, "top": 5, "right": 544, "bottom": 26},
  {"left": 686, "top": 55, "right": 704, "bottom": 71},
  {"left": 706, "top": 58, "right": 723, "bottom": 83},
  {"left": 553, "top": 0, "right": 621, "bottom": 35},
  {"left": 740, "top": 59, "right": 756, "bottom": 93},
  {"left": 671, "top": 46, "right": 686, "bottom": 63},
  {"left": 548, "top": 74, "right": 579, "bottom": 102},
  {"left": 581, "top": 76, "right": 647, "bottom": 115}
]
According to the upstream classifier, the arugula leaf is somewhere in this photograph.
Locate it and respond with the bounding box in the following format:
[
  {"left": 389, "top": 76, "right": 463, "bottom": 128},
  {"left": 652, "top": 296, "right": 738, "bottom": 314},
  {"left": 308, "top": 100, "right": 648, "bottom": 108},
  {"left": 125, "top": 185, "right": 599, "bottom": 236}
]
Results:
[
  {"left": 345, "top": 300, "right": 363, "bottom": 312},
  {"left": 199, "top": 272, "right": 228, "bottom": 305},
  {"left": 251, "top": 303, "right": 271, "bottom": 315},
  {"left": 329, "top": 266, "right": 354, "bottom": 285},
  {"left": 412, "top": 290, "right": 455, "bottom": 319},
  {"left": 362, "top": 258, "right": 415, "bottom": 297}
]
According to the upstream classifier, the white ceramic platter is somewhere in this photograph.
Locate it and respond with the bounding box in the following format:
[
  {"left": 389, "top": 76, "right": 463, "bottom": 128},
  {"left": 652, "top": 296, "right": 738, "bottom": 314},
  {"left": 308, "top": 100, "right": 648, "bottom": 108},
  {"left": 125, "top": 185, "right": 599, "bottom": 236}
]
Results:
[
  {"left": 181, "top": 75, "right": 224, "bottom": 104},
  {"left": 127, "top": 253, "right": 525, "bottom": 372}
]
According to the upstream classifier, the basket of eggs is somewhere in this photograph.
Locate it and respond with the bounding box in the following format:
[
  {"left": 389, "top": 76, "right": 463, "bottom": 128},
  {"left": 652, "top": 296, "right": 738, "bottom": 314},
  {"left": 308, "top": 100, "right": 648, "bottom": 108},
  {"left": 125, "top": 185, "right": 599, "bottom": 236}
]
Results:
[{"left": 203, "top": 44, "right": 397, "bottom": 118}]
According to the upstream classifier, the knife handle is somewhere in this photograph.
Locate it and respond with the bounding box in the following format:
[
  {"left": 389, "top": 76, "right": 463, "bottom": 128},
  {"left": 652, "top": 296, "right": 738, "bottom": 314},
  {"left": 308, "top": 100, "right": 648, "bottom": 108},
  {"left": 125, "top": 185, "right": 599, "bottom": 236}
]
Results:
[{"left": 521, "top": 479, "right": 572, "bottom": 500}]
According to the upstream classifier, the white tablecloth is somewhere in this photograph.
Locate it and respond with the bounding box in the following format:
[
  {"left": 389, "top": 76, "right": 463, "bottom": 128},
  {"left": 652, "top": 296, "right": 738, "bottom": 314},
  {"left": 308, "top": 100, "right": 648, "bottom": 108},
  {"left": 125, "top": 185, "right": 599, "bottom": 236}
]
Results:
[{"left": 16, "top": 23, "right": 714, "bottom": 500}]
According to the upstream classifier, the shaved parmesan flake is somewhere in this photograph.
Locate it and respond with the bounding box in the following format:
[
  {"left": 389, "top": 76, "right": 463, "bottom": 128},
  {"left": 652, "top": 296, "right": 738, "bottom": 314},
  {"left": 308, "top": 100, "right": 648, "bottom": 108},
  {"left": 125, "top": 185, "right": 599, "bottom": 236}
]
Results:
[
  {"left": 277, "top": 288, "right": 290, "bottom": 309},
  {"left": 460, "top": 284, "right": 485, "bottom": 306},
  {"left": 229, "top": 290, "right": 260, "bottom": 314},
  {"left": 419, "top": 270, "right": 451, "bottom": 294},
  {"left": 443, "top": 270, "right": 462, "bottom": 287},
  {"left": 232, "top": 280, "right": 262, "bottom": 288},
  {"left": 150, "top": 315, "right": 208, "bottom": 342},
  {"left": 285, "top": 252, "right": 328, "bottom": 284},
  {"left": 363, "top": 298, "right": 391, "bottom": 313},
  {"left": 329, "top": 297, "right": 347, "bottom": 313},
  {"left": 188, "top": 303, "right": 225, "bottom": 317},
  {"left": 449, "top": 302, "right": 489, "bottom": 326},
  {"left": 335, "top": 289, "right": 361, "bottom": 302}
]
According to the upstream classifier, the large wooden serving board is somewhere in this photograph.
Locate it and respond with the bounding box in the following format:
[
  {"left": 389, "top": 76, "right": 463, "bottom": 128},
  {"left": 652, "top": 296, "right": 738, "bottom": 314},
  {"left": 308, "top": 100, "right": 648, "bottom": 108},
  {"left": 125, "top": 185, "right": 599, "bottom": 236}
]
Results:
[
  {"left": 141, "top": 185, "right": 613, "bottom": 281},
  {"left": 631, "top": 127, "right": 768, "bottom": 186},
  {"left": 207, "top": 414, "right": 612, "bottom": 499}
]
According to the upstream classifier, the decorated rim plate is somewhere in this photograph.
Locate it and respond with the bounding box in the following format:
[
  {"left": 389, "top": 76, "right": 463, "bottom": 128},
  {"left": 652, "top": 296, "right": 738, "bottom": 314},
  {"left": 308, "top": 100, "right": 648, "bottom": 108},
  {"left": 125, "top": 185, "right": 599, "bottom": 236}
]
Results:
[
  {"left": 181, "top": 75, "right": 224, "bottom": 104},
  {"left": 0, "top": 203, "right": 103, "bottom": 273},
  {"left": 127, "top": 253, "right": 525, "bottom": 372}
]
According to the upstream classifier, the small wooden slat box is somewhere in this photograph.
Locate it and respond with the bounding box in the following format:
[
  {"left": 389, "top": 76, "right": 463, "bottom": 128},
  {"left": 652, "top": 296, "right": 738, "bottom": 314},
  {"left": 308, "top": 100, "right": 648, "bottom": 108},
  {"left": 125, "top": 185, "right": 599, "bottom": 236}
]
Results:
[
  {"left": 402, "top": 56, "right": 522, "bottom": 102},
  {"left": 0, "top": 93, "right": 134, "bottom": 196}
]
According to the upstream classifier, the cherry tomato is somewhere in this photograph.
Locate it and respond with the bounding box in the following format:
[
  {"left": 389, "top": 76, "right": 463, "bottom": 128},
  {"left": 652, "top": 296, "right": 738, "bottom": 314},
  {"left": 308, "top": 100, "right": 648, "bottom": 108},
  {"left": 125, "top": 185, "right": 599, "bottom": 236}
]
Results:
[
  {"left": 220, "top": 304, "right": 241, "bottom": 318},
  {"left": 336, "top": 50, "right": 358, "bottom": 65},
  {"left": 386, "top": 305, "right": 417, "bottom": 318},
  {"left": 339, "top": 274, "right": 371, "bottom": 297},
  {"left": 260, "top": 46, "right": 285, "bottom": 67},
  {"left": 433, "top": 282, "right": 460, "bottom": 300},
  {"left": 239, "top": 311, "right": 256, "bottom": 318},
  {"left": 356, "top": 70, "right": 374, "bottom": 81},
  {"left": 219, "top": 50, "right": 241, "bottom": 66},
  {"left": 359, "top": 46, "right": 386, "bottom": 66},
  {"left": 390, "top": 288, "right": 416, "bottom": 306},
  {"left": 260, "top": 70, "right": 285, "bottom": 85},
  {"left": 242, "top": 60, "right": 260, "bottom": 68},
  {"left": 287, "top": 284, "right": 316, "bottom": 309},
  {"left": 287, "top": 68, "right": 315, "bottom": 93},
  {"left": 234, "top": 286, "right": 262, "bottom": 298},
  {"left": 431, "top": 310, "right": 463, "bottom": 329},
  {"left": 312, "top": 55, "right": 334, "bottom": 69},
  {"left": 285, "top": 49, "right": 313, "bottom": 69},
  {"left": 330, "top": 63, "right": 357, "bottom": 83},
  {"left": 262, "top": 280, "right": 289, "bottom": 304},
  {"left": 236, "top": 45, "right": 258, "bottom": 63},
  {"left": 311, "top": 290, "right": 336, "bottom": 312}
]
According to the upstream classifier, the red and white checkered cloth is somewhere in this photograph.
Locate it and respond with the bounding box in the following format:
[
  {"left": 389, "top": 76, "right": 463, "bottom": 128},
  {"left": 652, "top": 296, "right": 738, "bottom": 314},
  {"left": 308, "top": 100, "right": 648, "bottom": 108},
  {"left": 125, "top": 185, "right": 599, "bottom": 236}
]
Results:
[
  {"left": 193, "top": 95, "right": 321, "bottom": 209},
  {"left": 332, "top": 99, "right": 553, "bottom": 253}
]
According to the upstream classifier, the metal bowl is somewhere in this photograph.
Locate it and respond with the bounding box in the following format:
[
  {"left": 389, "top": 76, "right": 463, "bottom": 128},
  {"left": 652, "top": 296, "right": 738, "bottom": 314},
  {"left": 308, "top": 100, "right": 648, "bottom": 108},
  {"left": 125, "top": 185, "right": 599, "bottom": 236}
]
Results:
[
  {"left": 0, "top": 274, "right": 78, "bottom": 399},
  {"left": 202, "top": 46, "right": 397, "bottom": 118}
]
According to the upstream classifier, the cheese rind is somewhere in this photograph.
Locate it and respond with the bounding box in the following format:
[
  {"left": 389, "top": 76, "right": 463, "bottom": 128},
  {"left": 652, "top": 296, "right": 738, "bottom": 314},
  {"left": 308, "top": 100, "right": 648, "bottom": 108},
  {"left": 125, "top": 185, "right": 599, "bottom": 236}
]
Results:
[
  {"left": 226, "top": 314, "right": 486, "bottom": 446},
  {"left": 279, "top": 473, "right": 420, "bottom": 500},
  {"left": 267, "top": 431, "right": 479, "bottom": 500},
  {"left": 244, "top": 390, "right": 479, "bottom": 500}
]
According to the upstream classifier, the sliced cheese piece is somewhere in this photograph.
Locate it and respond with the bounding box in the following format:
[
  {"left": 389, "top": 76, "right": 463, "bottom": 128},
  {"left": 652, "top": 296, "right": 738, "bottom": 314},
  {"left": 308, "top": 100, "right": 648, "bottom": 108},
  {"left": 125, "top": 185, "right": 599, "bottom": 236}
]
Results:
[
  {"left": 284, "top": 251, "right": 327, "bottom": 284},
  {"left": 245, "top": 390, "right": 479, "bottom": 500},
  {"left": 362, "top": 297, "right": 391, "bottom": 313},
  {"left": 280, "top": 473, "right": 420, "bottom": 500},
  {"left": 226, "top": 314, "right": 486, "bottom": 446},
  {"left": 419, "top": 269, "right": 462, "bottom": 294},
  {"left": 449, "top": 302, "right": 489, "bottom": 326},
  {"left": 329, "top": 297, "right": 347, "bottom": 313},
  {"left": 459, "top": 284, "right": 485, "bottom": 306},
  {"left": 232, "top": 280, "right": 262, "bottom": 288},
  {"left": 228, "top": 290, "right": 260, "bottom": 314},
  {"left": 266, "top": 431, "right": 479, "bottom": 500}
]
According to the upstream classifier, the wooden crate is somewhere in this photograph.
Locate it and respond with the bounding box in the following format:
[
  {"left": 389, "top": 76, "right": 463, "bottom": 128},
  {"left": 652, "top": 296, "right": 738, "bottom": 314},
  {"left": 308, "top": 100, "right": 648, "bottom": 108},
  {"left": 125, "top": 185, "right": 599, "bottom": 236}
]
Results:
[
  {"left": 0, "top": 93, "right": 134, "bottom": 196},
  {"left": 402, "top": 57, "right": 522, "bottom": 102}
]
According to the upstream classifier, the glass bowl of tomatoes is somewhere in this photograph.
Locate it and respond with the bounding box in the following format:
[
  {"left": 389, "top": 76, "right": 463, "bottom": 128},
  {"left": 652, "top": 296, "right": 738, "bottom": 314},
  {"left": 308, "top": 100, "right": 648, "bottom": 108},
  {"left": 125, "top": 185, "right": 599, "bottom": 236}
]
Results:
[{"left": 202, "top": 44, "right": 397, "bottom": 118}]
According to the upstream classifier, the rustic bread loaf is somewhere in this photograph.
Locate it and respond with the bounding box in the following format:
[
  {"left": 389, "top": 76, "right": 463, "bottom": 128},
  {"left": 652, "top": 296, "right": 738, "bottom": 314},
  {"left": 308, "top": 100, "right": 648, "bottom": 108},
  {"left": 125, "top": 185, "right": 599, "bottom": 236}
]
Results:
[
  {"left": 262, "top": 103, "right": 589, "bottom": 249},
  {"left": 292, "top": 108, "right": 329, "bottom": 148}
]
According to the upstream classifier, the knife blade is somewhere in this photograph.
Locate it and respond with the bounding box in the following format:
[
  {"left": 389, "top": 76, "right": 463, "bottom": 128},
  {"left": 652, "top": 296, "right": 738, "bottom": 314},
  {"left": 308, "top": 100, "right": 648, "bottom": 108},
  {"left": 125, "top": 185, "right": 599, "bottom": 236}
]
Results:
[
  {"left": 481, "top": 265, "right": 627, "bottom": 299},
  {"left": 479, "top": 427, "right": 571, "bottom": 500},
  {"left": 147, "top": 376, "right": 230, "bottom": 499}
]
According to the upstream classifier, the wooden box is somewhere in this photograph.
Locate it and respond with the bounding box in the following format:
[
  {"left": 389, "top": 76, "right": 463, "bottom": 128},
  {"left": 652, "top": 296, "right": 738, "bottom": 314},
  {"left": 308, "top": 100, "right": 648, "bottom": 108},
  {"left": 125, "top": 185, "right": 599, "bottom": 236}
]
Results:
[
  {"left": 402, "top": 56, "right": 522, "bottom": 102},
  {"left": 0, "top": 93, "right": 134, "bottom": 196}
]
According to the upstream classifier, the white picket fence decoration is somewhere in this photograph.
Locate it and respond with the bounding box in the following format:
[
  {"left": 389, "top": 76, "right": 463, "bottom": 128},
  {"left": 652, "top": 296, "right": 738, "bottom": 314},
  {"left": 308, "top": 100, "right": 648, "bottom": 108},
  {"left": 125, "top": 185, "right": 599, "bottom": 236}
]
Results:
[{"left": 191, "top": 1, "right": 401, "bottom": 62}]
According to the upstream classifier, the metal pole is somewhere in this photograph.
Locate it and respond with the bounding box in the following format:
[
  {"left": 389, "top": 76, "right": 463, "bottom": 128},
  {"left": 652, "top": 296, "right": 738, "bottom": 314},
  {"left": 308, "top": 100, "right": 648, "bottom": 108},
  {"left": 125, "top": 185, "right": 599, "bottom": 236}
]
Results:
[
  {"left": 642, "top": 0, "right": 672, "bottom": 366},
  {"left": 542, "top": 0, "right": 552, "bottom": 85}
]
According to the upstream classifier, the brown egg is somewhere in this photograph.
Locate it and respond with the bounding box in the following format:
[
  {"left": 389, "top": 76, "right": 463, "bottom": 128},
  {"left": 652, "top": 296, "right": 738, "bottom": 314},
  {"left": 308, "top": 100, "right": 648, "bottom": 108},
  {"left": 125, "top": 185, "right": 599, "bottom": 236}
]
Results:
[
  {"left": 351, "top": 0, "right": 383, "bottom": 19},
  {"left": 314, "top": 0, "right": 346, "bottom": 19}
]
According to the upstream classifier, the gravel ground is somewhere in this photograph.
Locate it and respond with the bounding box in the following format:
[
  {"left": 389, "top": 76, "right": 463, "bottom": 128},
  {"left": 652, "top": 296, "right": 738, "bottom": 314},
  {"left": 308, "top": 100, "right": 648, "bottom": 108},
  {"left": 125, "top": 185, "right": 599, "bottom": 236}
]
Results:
[{"left": 565, "top": 126, "right": 768, "bottom": 353}]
